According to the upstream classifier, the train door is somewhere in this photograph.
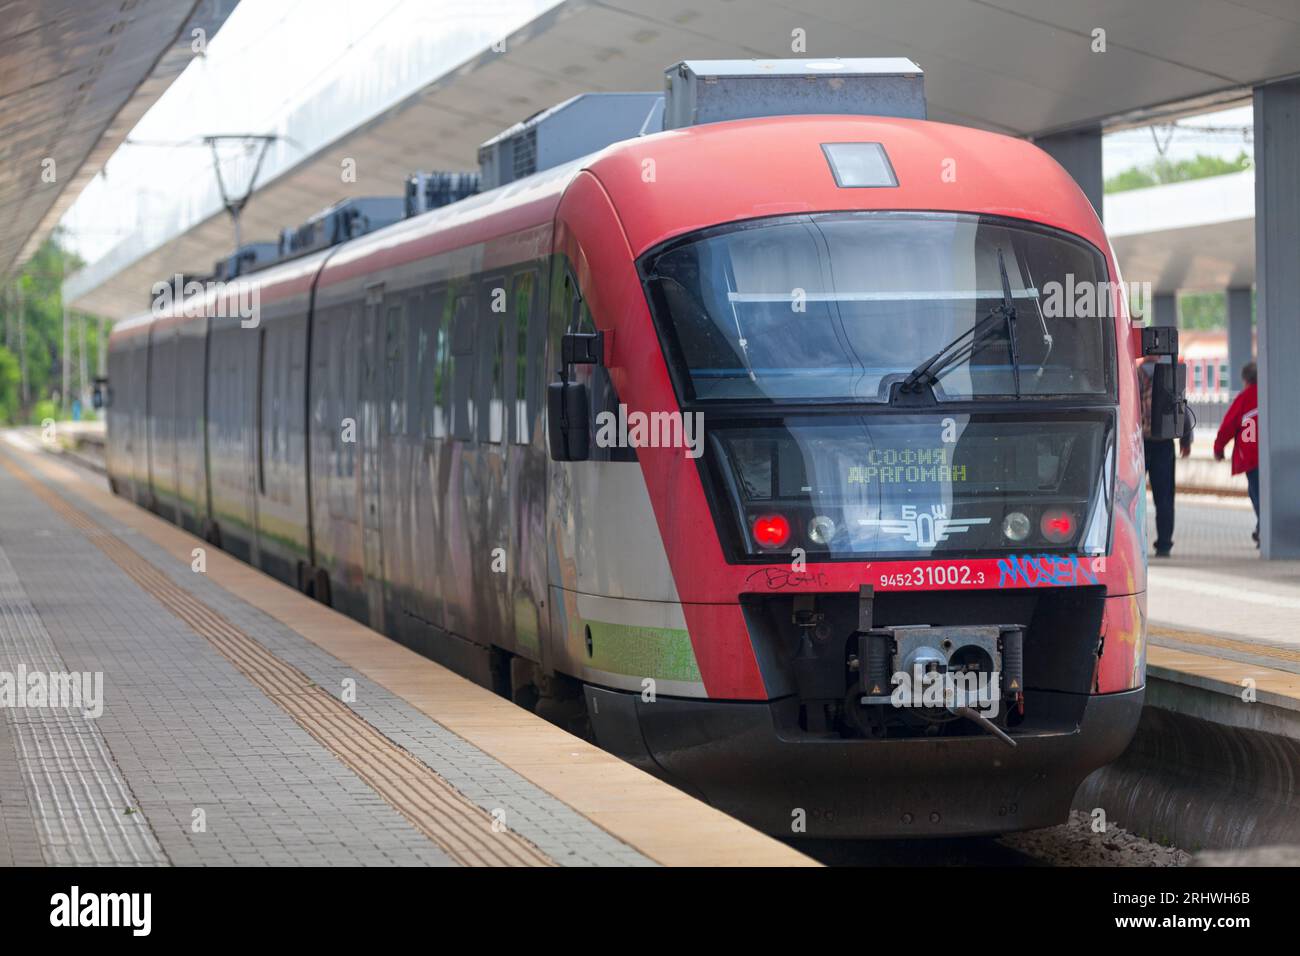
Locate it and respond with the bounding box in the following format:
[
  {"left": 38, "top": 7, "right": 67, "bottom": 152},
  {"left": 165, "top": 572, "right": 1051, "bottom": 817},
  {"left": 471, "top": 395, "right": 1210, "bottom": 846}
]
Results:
[
  {"left": 542, "top": 261, "right": 591, "bottom": 669},
  {"left": 360, "top": 282, "right": 386, "bottom": 631},
  {"left": 506, "top": 267, "right": 548, "bottom": 666},
  {"left": 441, "top": 290, "right": 477, "bottom": 638}
]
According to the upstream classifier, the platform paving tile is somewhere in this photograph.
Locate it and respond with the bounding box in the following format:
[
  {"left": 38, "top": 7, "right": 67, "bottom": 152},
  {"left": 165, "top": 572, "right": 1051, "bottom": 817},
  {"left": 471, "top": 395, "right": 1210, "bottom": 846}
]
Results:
[
  {"left": 0, "top": 700, "right": 44, "bottom": 866},
  {"left": 6, "top": 463, "right": 655, "bottom": 868},
  {"left": 0, "top": 530, "right": 167, "bottom": 865},
  {"left": 46, "top": 480, "right": 657, "bottom": 867},
  {"left": 0, "top": 466, "right": 453, "bottom": 867}
]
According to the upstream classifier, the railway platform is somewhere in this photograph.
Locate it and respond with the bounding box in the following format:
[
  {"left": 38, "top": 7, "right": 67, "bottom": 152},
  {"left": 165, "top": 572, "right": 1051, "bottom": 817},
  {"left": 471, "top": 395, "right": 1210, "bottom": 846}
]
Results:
[
  {"left": 1071, "top": 493, "right": 1300, "bottom": 850},
  {"left": 0, "top": 432, "right": 811, "bottom": 868},
  {"left": 1143, "top": 493, "right": 1300, "bottom": 708}
]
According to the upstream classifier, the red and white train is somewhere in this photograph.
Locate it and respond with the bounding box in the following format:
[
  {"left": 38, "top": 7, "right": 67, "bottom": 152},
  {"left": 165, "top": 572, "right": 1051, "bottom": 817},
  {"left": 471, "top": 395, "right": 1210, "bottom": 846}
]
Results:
[{"left": 104, "top": 60, "right": 1174, "bottom": 837}]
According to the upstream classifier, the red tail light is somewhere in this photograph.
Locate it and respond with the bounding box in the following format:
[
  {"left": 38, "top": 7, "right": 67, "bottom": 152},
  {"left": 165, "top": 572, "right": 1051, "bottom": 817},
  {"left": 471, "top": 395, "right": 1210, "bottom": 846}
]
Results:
[
  {"left": 751, "top": 514, "right": 790, "bottom": 549},
  {"left": 1040, "top": 509, "right": 1076, "bottom": 543}
]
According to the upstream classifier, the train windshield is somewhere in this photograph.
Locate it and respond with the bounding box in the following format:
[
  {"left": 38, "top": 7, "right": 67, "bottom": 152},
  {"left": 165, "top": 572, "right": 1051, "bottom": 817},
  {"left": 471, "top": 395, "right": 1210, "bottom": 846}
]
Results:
[
  {"left": 710, "top": 413, "right": 1114, "bottom": 560},
  {"left": 643, "top": 212, "right": 1113, "bottom": 404}
]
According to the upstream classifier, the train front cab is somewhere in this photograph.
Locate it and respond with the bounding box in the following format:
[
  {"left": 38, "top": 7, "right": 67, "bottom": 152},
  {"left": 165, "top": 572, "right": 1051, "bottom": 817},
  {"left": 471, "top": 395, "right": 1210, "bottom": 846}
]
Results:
[{"left": 546, "top": 126, "right": 1150, "bottom": 838}]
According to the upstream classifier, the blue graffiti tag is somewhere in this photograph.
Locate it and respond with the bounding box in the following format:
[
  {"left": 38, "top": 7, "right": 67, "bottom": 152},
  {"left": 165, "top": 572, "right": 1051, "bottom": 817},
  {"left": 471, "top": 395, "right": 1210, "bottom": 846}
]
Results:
[{"left": 996, "top": 554, "right": 1100, "bottom": 588}]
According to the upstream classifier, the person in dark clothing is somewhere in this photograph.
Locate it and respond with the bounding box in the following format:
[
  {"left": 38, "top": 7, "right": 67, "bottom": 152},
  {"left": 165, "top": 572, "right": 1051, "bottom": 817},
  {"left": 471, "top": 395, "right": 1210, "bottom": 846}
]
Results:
[
  {"left": 1140, "top": 360, "right": 1192, "bottom": 557},
  {"left": 1214, "top": 362, "right": 1260, "bottom": 546}
]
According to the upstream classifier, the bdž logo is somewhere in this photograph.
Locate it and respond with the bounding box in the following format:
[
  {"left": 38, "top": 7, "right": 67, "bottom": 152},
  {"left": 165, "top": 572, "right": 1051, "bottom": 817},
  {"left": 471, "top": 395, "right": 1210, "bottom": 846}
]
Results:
[{"left": 858, "top": 504, "right": 990, "bottom": 549}]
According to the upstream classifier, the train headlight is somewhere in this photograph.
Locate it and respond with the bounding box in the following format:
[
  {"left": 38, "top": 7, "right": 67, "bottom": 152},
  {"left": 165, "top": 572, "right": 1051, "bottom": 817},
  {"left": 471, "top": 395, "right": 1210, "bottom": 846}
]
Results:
[
  {"left": 1001, "top": 511, "right": 1031, "bottom": 542},
  {"left": 1040, "top": 508, "right": 1076, "bottom": 543},
  {"left": 807, "top": 515, "right": 836, "bottom": 546},
  {"left": 751, "top": 514, "right": 790, "bottom": 549}
]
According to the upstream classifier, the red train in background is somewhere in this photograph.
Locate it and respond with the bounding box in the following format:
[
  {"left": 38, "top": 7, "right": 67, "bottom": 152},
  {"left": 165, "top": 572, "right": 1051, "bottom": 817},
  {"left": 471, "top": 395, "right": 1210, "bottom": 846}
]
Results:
[{"left": 103, "top": 60, "right": 1185, "bottom": 837}]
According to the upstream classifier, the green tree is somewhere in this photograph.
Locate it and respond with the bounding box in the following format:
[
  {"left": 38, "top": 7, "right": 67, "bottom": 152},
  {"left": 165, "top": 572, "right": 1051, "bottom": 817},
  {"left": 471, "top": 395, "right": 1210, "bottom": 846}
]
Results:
[
  {"left": 0, "top": 234, "right": 101, "bottom": 424},
  {"left": 1178, "top": 291, "right": 1227, "bottom": 331},
  {"left": 1105, "top": 150, "right": 1252, "bottom": 194},
  {"left": 0, "top": 346, "right": 19, "bottom": 425}
]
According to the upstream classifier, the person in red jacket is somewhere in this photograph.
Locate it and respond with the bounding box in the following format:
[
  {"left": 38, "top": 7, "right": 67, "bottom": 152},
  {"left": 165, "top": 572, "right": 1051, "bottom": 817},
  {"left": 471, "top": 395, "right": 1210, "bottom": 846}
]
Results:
[{"left": 1214, "top": 362, "right": 1260, "bottom": 546}]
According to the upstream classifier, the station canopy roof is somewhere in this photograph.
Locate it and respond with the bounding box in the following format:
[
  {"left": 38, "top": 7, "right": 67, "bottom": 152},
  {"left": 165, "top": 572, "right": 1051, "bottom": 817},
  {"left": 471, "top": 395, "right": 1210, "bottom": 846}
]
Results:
[
  {"left": 63, "top": 0, "right": 1300, "bottom": 319},
  {"left": 1106, "top": 171, "right": 1255, "bottom": 295},
  {"left": 1, "top": 0, "right": 237, "bottom": 283}
]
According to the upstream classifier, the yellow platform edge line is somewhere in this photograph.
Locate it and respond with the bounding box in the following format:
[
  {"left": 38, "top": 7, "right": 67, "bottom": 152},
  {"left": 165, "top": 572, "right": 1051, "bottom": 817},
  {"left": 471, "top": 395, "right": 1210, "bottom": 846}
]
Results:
[
  {"left": 1149, "top": 623, "right": 1300, "bottom": 666},
  {"left": 1147, "top": 643, "right": 1300, "bottom": 701}
]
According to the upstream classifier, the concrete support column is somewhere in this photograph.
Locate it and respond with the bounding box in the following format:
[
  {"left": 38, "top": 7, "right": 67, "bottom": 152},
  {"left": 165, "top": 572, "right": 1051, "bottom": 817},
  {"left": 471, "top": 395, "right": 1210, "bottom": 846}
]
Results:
[
  {"left": 1036, "top": 125, "right": 1104, "bottom": 220},
  {"left": 1226, "top": 286, "right": 1254, "bottom": 391},
  {"left": 1152, "top": 292, "right": 1178, "bottom": 328},
  {"left": 1254, "top": 79, "right": 1300, "bottom": 559}
]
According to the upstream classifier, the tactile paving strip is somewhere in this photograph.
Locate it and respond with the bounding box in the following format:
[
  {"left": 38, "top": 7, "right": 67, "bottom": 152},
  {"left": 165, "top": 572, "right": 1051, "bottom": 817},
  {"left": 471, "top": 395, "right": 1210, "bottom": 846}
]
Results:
[
  {"left": 0, "top": 541, "right": 167, "bottom": 865},
  {"left": 2, "top": 457, "right": 553, "bottom": 868},
  {"left": 1150, "top": 625, "right": 1300, "bottom": 666}
]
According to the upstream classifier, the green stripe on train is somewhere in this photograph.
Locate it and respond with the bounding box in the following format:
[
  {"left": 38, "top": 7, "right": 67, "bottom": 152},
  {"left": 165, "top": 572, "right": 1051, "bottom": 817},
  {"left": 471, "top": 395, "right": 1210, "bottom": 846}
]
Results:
[{"left": 582, "top": 619, "right": 702, "bottom": 683}]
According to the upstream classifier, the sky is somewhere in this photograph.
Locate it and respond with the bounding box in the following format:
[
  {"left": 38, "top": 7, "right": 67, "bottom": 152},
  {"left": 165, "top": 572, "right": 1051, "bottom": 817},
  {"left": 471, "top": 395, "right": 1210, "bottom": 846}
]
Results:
[{"left": 1103, "top": 105, "right": 1253, "bottom": 180}]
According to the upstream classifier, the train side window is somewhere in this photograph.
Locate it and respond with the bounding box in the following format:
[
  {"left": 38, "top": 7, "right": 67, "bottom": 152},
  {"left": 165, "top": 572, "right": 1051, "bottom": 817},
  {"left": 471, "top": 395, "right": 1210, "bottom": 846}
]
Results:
[
  {"left": 385, "top": 300, "right": 406, "bottom": 436},
  {"left": 527, "top": 272, "right": 548, "bottom": 446},
  {"left": 421, "top": 288, "right": 447, "bottom": 439},
  {"left": 275, "top": 323, "right": 290, "bottom": 498},
  {"left": 257, "top": 326, "right": 268, "bottom": 495},
  {"left": 576, "top": 299, "right": 594, "bottom": 334},
  {"left": 433, "top": 291, "right": 452, "bottom": 438},
  {"left": 344, "top": 302, "right": 361, "bottom": 479},
  {"left": 512, "top": 270, "right": 537, "bottom": 444},
  {"left": 404, "top": 291, "right": 422, "bottom": 439},
  {"left": 413, "top": 296, "right": 429, "bottom": 438},
  {"left": 559, "top": 267, "right": 594, "bottom": 335},
  {"left": 476, "top": 278, "right": 506, "bottom": 444},
  {"left": 490, "top": 320, "right": 505, "bottom": 444},
  {"left": 450, "top": 292, "right": 475, "bottom": 441}
]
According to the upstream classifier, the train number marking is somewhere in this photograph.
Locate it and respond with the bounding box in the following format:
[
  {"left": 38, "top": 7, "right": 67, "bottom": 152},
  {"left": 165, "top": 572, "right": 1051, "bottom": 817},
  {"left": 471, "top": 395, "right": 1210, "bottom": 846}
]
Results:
[{"left": 879, "top": 565, "right": 985, "bottom": 588}]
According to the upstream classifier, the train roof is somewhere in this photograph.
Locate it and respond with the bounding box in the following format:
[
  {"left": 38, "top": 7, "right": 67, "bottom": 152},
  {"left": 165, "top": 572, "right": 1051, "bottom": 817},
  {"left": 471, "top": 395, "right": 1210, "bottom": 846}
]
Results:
[
  {"left": 319, "top": 114, "right": 1109, "bottom": 296},
  {"left": 587, "top": 114, "right": 1108, "bottom": 257},
  {"left": 113, "top": 114, "right": 1108, "bottom": 343}
]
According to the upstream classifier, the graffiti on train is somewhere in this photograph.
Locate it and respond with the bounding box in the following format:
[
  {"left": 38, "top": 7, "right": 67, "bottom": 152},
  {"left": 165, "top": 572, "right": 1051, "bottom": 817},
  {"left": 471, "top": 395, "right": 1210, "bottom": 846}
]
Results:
[{"left": 996, "top": 553, "right": 1102, "bottom": 588}]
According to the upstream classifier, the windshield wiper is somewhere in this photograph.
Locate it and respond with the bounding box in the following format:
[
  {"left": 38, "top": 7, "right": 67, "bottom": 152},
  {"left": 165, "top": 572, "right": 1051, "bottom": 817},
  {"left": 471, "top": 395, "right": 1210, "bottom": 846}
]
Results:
[
  {"left": 999, "top": 247, "right": 1022, "bottom": 397},
  {"left": 901, "top": 247, "right": 1022, "bottom": 397}
]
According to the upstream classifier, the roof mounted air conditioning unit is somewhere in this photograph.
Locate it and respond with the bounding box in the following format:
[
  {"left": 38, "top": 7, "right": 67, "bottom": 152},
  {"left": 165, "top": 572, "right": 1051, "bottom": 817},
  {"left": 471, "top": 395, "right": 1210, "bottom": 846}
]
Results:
[
  {"left": 662, "top": 58, "right": 925, "bottom": 130},
  {"left": 280, "top": 197, "right": 405, "bottom": 258},
  {"left": 477, "top": 92, "right": 663, "bottom": 190},
  {"left": 404, "top": 171, "right": 481, "bottom": 217},
  {"left": 212, "top": 242, "right": 280, "bottom": 282}
]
